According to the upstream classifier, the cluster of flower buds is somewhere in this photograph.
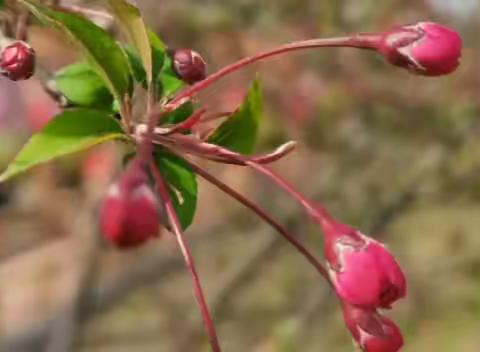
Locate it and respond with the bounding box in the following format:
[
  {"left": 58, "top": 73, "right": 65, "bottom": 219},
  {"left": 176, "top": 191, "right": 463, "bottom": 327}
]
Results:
[
  {"left": 170, "top": 48, "right": 207, "bottom": 85},
  {"left": 0, "top": 40, "right": 36, "bottom": 81},
  {"left": 314, "top": 208, "right": 406, "bottom": 351},
  {"left": 99, "top": 160, "right": 161, "bottom": 249},
  {"left": 376, "top": 22, "right": 462, "bottom": 76}
]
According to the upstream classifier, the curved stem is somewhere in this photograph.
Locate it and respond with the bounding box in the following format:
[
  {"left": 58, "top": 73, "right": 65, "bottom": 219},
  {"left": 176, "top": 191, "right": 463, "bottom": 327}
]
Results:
[
  {"left": 187, "top": 160, "right": 330, "bottom": 283},
  {"left": 150, "top": 163, "right": 222, "bottom": 352},
  {"left": 156, "top": 135, "right": 296, "bottom": 166},
  {"left": 167, "top": 33, "right": 381, "bottom": 111},
  {"left": 159, "top": 135, "right": 330, "bottom": 222}
]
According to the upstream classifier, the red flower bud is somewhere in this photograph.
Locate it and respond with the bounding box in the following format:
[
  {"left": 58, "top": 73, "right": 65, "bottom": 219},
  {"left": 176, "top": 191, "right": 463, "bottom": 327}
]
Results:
[
  {"left": 99, "top": 161, "right": 161, "bottom": 249},
  {"left": 317, "top": 210, "right": 406, "bottom": 309},
  {"left": 0, "top": 41, "right": 35, "bottom": 81},
  {"left": 378, "top": 22, "right": 462, "bottom": 76},
  {"left": 342, "top": 303, "right": 404, "bottom": 352},
  {"left": 171, "top": 48, "right": 207, "bottom": 85}
]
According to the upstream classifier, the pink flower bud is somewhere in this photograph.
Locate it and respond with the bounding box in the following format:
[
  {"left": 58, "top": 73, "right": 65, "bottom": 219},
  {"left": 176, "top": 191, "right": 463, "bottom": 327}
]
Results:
[
  {"left": 342, "top": 303, "right": 404, "bottom": 352},
  {"left": 378, "top": 22, "right": 462, "bottom": 76},
  {"left": 317, "top": 210, "right": 406, "bottom": 309},
  {"left": 171, "top": 48, "right": 207, "bottom": 85},
  {"left": 0, "top": 41, "right": 35, "bottom": 81},
  {"left": 99, "top": 161, "right": 161, "bottom": 249}
]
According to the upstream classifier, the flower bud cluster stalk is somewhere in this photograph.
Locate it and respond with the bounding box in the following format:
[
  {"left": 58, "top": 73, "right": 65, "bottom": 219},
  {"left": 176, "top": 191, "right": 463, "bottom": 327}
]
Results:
[
  {"left": 164, "top": 21, "right": 462, "bottom": 113},
  {"left": 181, "top": 143, "right": 407, "bottom": 351},
  {"left": 244, "top": 162, "right": 407, "bottom": 352},
  {"left": 92, "top": 16, "right": 461, "bottom": 352}
]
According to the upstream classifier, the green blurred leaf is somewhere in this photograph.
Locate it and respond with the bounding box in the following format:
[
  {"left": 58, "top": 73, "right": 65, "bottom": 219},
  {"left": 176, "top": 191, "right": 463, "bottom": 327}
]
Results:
[
  {"left": 0, "top": 109, "right": 125, "bottom": 181},
  {"left": 123, "top": 30, "right": 166, "bottom": 92},
  {"left": 20, "top": 0, "right": 132, "bottom": 104},
  {"left": 123, "top": 29, "right": 180, "bottom": 98},
  {"left": 159, "top": 54, "right": 184, "bottom": 97},
  {"left": 148, "top": 30, "right": 166, "bottom": 84},
  {"left": 154, "top": 150, "right": 197, "bottom": 230},
  {"left": 55, "top": 62, "right": 113, "bottom": 109},
  {"left": 208, "top": 79, "right": 263, "bottom": 154},
  {"left": 125, "top": 46, "right": 147, "bottom": 86},
  {"left": 161, "top": 102, "right": 194, "bottom": 125},
  {"left": 107, "top": 0, "right": 152, "bottom": 84}
]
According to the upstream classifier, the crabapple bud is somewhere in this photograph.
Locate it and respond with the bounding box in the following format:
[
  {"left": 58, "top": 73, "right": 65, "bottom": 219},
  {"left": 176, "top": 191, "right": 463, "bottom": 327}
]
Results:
[
  {"left": 99, "top": 161, "right": 161, "bottom": 249},
  {"left": 0, "top": 41, "right": 35, "bottom": 81},
  {"left": 171, "top": 48, "right": 207, "bottom": 84},
  {"left": 342, "top": 303, "right": 404, "bottom": 352},
  {"left": 317, "top": 210, "right": 406, "bottom": 309},
  {"left": 378, "top": 22, "right": 462, "bottom": 76}
]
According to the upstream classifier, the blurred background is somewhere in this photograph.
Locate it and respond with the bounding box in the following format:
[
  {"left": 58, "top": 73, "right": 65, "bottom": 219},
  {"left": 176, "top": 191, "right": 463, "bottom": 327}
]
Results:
[{"left": 1, "top": 0, "right": 480, "bottom": 351}]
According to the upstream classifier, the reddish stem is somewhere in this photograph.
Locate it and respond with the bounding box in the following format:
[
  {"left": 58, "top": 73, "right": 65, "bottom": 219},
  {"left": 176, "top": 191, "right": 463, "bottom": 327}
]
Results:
[
  {"left": 166, "top": 34, "right": 381, "bottom": 111},
  {"left": 161, "top": 136, "right": 326, "bottom": 222},
  {"left": 150, "top": 163, "right": 222, "bottom": 352},
  {"left": 142, "top": 34, "right": 381, "bottom": 174},
  {"left": 156, "top": 135, "right": 296, "bottom": 166},
  {"left": 187, "top": 160, "right": 330, "bottom": 283},
  {"left": 164, "top": 107, "right": 207, "bottom": 135}
]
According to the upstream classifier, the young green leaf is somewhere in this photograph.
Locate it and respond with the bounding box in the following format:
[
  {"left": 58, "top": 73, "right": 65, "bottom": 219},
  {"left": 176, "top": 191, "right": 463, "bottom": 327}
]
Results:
[
  {"left": 148, "top": 30, "right": 166, "bottom": 83},
  {"left": 0, "top": 109, "right": 125, "bottom": 181},
  {"left": 107, "top": 0, "right": 152, "bottom": 84},
  {"left": 154, "top": 150, "right": 197, "bottom": 230},
  {"left": 208, "top": 79, "right": 263, "bottom": 154},
  {"left": 19, "top": 0, "right": 132, "bottom": 104},
  {"left": 125, "top": 46, "right": 148, "bottom": 87},
  {"left": 161, "top": 102, "right": 194, "bottom": 125},
  {"left": 159, "top": 50, "right": 185, "bottom": 97},
  {"left": 55, "top": 62, "right": 113, "bottom": 109},
  {"left": 123, "top": 30, "right": 166, "bottom": 91}
]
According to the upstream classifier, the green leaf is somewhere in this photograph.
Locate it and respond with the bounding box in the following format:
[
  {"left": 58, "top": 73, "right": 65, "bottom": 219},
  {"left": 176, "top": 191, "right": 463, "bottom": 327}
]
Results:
[
  {"left": 148, "top": 30, "right": 166, "bottom": 84},
  {"left": 161, "top": 102, "right": 194, "bottom": 125},
  {"left": 154, "top": 150, "right": 197, "bottom": 230},
  {"left": 125, "top": 46, "right": 148, "bottom": 87},
  {"left": 0, "top": 109, "right": 125, "bottom": 181},
  {"left": 159, "top": 54, "right": 184, "bottom": 97},
  {"left": 107, "top": 0, "right": 152, "bottom": 84},
  {"left": 208, "top": 79, "right": 263, "bottom": 154},
  {"left": 20, "top": 0, "right": 132, "bottom": 104},
  {"left": 55, "top": 62, "right": 113, "bottom": 109},
  {"left": 123, "top": 31, "right": 166, "bottom": 91}
]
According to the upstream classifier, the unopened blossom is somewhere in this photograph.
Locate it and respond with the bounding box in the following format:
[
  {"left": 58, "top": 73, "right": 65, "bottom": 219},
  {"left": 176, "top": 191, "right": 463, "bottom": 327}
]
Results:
[
  {"left": 342, "top": 302, "right": 404, "bottom": 352},
  {"left": 171, "top": 48, "right": 207, "bottom": 84},
  {"left": 316, "top": 209, "right": 406, "bottom": 309},
  {"left": 0, "top": 41, "right": 35, "bottom": 81},
  {"left": 99, "top": 160, "right": 161, "bottom": 249},
  {"left": 377, "top": 21, "right": 462, "bottom": 76}
]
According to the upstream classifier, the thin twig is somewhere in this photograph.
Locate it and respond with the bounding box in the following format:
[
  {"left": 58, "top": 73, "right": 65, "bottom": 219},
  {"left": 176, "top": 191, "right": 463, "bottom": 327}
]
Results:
[
  {"left": 150, "top": 163, "right": 222, "bottom": 352},
  {"left": 188, "top": 160, "right": 330, "bottom": 282},
  {"left": 165, "top": 34, "right": 381, "bottom": 111}
]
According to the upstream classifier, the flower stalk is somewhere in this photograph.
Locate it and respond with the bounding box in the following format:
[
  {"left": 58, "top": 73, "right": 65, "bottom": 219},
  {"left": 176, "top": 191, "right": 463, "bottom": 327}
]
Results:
[{"left": 150, "top": 163, "right": 222, "bottom": 352}]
